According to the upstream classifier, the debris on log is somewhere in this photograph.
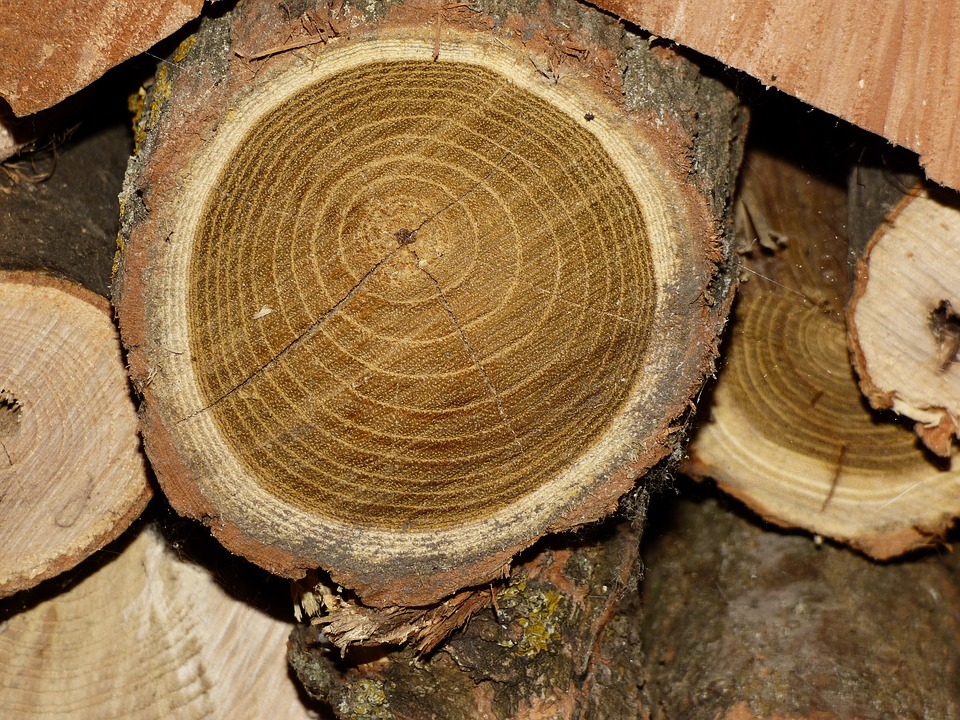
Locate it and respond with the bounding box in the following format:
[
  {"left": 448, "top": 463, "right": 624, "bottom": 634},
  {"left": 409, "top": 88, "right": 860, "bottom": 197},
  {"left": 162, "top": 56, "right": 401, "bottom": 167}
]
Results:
[
  {"left": 848, "top": 184, "right": 960, "bottom": 458},
  {"left": 0, "top": 521, "right": 322, "bottom": 719},
  {"left": 113, "top": 0, "right": 744, "bottom": 609},
  {"left": 289, "top": 521, "right": 650, "bottom": 719},
  {"left": 686, "top": 145, "right": 960, "bottom": 558}
]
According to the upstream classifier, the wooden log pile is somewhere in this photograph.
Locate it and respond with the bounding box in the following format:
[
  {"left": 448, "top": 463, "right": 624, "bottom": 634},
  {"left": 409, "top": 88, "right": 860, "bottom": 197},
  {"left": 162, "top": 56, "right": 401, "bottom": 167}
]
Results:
[{"left": 3, "top": 2, "right": 960, "bottom": 719}]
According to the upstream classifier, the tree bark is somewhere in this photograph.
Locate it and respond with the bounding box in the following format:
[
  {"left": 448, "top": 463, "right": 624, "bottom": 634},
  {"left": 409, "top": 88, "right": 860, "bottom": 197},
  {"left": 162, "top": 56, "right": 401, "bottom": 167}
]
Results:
[
  {"left": 640, "top": 487, "right": 960, "bottom": 719},
  {"left": 289, "top": 520, "right": 650, "bottom": 720},
  {"left": 114, "top": 0, "right": 744, "bottom": 610}
]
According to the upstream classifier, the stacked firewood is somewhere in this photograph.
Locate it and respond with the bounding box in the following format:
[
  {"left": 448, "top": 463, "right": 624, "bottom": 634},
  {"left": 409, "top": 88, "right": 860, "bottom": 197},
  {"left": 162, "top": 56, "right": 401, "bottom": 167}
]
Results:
[{"left": 2, "top": 2, "right": 960, "bottom": 719}]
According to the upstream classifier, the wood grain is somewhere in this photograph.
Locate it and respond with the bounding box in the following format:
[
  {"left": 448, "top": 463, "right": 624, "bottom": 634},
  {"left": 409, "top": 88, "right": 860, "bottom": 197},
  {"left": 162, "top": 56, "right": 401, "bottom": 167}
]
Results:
[
  {"left": 0, "top": 525, "right": 320, "bottom": 719},
  {"left": 591, "top": 0, "right": 960, "bottom": 193},
  {"left": 687, "top": 148, "right": 960, "bottom": 558},
  {"left": 0, "top": 272, "right": 150, "bottom": 596},
  {"left": 114, "top": 0, "right": 740, "bottom": 607}
]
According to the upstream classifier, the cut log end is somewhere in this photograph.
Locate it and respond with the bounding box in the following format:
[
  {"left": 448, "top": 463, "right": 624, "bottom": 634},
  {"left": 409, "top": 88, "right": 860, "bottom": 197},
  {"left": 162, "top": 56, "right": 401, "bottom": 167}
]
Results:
[
  {"left": 0, "top": 271, "right": 150, "bottom": 597},
  {"left": 115, "top": 2, "right": 736, "bottom": 606},
  {"left": 185, "top": 57, "right": 662, "bottom": 536},
  {"left": 848, "top": 188, "right": 960, "bottom": 458},
  {"left": 0, "top": 524, "right": 318, "bottom": 719},
  {"left": 686, "top": 289, "right": 957, "bottom": 559},
  {"left": 687, "top": 149, "right": 960, "bottom": 559}
]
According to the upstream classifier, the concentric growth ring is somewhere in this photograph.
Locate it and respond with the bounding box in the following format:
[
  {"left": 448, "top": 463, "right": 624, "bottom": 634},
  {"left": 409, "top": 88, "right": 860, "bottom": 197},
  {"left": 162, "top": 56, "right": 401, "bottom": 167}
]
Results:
[{"left": 186, "top": 59, "right": 656, "bottom": 531}]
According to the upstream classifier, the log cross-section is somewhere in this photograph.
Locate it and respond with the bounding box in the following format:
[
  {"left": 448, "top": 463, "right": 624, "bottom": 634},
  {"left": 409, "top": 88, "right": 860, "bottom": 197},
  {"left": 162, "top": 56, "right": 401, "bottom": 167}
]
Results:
[
  {"left": 0, "top": 272, "right": 150, "bottom": 597},
  {"left": 114, "top": 0, "right": 738, "bottom": 607}
]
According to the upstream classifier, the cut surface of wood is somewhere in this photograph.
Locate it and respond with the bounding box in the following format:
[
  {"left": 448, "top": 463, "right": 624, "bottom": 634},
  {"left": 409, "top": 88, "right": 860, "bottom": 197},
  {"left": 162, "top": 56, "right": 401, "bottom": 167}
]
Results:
[
  {"left": 589, "top": 0, "right": 960, "bottom": 193},
  {"left": 848, "top": 188, "right": 960, "bottom": 457},
  {"left": 0, "top": 524, "right": 320, "bottom": 719},
  {"left": 687, "top": 147, "right": 959, "bottom": 558},
  {"left": 687, "top": 288, "right": 958, "bottom": 558},
  {"left": 0, "top": 271, "right": 150, "bottom": 597},
  {"left": 115, "top": 0, "right": 737, "bottom": 606},
  {"left": 0, "top": 0, "right": 204, "bottom": 116}
]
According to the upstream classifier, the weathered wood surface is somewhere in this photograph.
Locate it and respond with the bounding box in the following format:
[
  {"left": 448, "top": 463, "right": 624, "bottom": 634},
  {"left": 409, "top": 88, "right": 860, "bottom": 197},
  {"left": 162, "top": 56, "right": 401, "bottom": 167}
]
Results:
[
  {"left": 113, "top": 0, "right": 744, "bottom": 609},
  {"left": 589, "top": 0, "right": 960, "bottom": 194},
  {"left": 0, "top": 114, "right": 131, "bottom": 297}
]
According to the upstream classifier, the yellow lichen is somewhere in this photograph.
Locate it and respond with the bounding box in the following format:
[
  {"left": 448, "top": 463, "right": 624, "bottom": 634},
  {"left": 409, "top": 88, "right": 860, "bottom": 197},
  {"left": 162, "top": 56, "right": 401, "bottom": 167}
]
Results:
[
  {"left": 173, "top": 35, "right": 196, "bottom": 63},
  {"left": 111, "top": 195, "right": 128, "bottom": 279},
  {"left": 132, "top": 36, "right": 196, "bottom": 154},
  {"left": 341, "top": 679, "right": 392, "bottom": 720},
  {"left": 496, "top": 577, "right": 564, "bottom": 658},
  {"left": 128, "top": 87, "right": 147, "bottom": 153}
]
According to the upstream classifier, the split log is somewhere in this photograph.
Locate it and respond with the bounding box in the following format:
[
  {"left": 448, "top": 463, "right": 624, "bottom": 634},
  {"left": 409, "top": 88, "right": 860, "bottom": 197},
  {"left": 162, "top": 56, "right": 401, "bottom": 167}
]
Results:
[
  {"left": 640, "top": 488, "right": 960, "bottom": 719},
  {"left": 686, "top": 146, "right": 960, "bottom": 558},
  {"left": 289, "top": 521, "right": 650, "bottom": 720},
  {"left": 585, "top": 0, "right": 960, "bottom": 195},
  {"left": 0, "top": 0, "right": 204, "bottom": 116},
  {"left": 114, "top": 0, "right": 743, "bottom": 609},
  {"left": 847, "top": 184, "right": 960, "bottom": 458},
  {"left": 0, "top": 272, "right": 150, "bottom": 597},
  {"left": 0, "top": 521, "right": 322, "bottom": 719}
]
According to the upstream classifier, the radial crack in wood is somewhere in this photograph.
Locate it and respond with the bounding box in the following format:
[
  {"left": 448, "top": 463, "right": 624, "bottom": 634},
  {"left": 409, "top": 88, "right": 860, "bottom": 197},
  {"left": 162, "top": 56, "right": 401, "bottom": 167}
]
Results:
[
  {"left": 114, "top": 0, "right": 737, "bottom": 607},
  {"left": 0, "top": 272, "right": 150, "bottom": 597},
  {"left": 848, "top": 187, "right": 960, "bottom": 457}
]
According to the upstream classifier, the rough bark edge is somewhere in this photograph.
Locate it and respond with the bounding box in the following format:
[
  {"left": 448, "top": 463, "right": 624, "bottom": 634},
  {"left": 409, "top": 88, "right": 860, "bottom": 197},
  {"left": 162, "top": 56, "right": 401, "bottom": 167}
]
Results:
[{"left": 289, "top": 521, "right": 648, "bottom": 719}]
